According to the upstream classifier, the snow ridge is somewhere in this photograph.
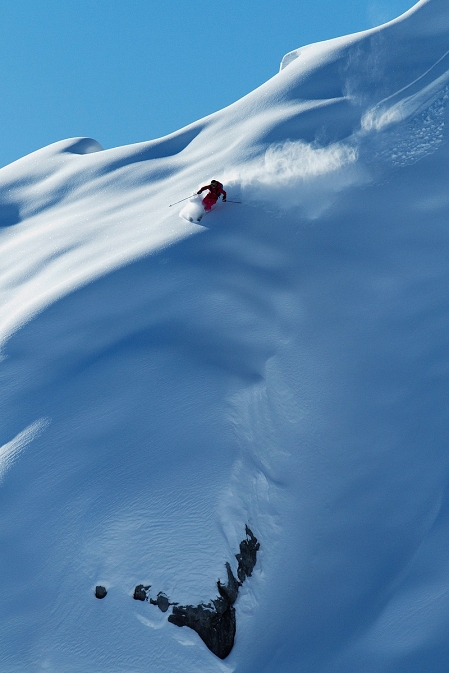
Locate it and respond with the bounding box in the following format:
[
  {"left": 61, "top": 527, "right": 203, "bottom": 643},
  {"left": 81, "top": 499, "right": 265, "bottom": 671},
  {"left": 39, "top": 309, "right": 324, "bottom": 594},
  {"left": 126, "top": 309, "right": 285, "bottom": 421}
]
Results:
[{"left": 0, "top": 419, "right": 49, "bottom": 482}]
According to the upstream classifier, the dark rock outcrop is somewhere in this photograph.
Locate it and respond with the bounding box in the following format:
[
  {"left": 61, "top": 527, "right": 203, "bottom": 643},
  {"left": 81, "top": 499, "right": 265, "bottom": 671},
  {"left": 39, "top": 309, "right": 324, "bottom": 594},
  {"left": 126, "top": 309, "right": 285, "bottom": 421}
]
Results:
[
  {"left": 168, "top": 563, "right": 238, "bottom": 660},
  {"left": 133, "top": 526, "right": 259, "bottom": 659},
  {"left": 235, "top": 525, "right": 260, "bottom": 583},
  {"left": 95, "top": 585, "right": 107, "bottom": 599},
  {"left": 217, "top": 562, "right": 240, "bottom": 605},
  {"left": 133, "top": 584, "right": 150, "bottom": 601},
  {"left": 167, "top": 527, "right": 259, "bottom": 659},
  {"left": 169, "top": 600, "right": 236, "bottom": 660},
  {"left": 149, "top": 592, "right": 171, "bottom": 613}
]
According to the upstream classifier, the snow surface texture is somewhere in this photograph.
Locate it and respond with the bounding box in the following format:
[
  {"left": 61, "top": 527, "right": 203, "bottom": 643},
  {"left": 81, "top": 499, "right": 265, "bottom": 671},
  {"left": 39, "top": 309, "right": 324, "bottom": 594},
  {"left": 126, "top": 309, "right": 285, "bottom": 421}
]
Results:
[{"left": 1, "top": 1, "right": 449, "bottom": 671}]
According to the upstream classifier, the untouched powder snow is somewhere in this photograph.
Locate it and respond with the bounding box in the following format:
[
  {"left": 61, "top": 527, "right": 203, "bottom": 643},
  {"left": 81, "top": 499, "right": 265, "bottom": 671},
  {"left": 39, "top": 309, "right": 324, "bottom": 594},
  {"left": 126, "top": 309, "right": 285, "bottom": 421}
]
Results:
[{"left": 1, "top": 1, "right": 449, "bottom": 671}]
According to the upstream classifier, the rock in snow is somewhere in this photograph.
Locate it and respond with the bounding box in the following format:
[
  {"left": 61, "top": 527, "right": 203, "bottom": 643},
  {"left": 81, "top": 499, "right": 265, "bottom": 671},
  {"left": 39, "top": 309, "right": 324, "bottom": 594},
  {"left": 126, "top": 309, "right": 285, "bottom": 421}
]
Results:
[
  {"left": 130, "top": 528, "right": 259, "bottom": 658},
  {"left": 94, "top": 586, "right": 107, "bottom": 600},
  {"left": 167, "top": 528, "right": 259, "bottom": 658},
  {"left": 133, "top": 585, "right": 150, "bottom": 602},
  {"left": 1, "top": 1, "right": 449, "bottom": 672}
]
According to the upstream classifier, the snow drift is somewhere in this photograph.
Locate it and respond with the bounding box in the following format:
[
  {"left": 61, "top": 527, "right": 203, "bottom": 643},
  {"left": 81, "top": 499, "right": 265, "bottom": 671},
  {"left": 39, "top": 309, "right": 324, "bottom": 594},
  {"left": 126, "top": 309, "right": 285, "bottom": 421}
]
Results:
[{"left": 1, "top": 1, "right": 449, "bottom": 672}]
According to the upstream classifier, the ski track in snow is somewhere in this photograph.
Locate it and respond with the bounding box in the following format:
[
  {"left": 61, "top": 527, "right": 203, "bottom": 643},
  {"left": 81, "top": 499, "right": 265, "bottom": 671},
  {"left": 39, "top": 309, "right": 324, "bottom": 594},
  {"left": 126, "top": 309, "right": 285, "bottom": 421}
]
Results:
[{"left": 1, "top": 1, "right": 449, "bottom": 671}]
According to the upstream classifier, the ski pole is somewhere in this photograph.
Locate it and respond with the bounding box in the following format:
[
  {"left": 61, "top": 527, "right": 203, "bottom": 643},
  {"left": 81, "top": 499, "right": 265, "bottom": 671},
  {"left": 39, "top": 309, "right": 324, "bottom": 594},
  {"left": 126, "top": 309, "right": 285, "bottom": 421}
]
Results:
[
  {"left": 168, "top": 194, "right": 196, "bottom": 207},
  {"left": 225, "top": 200, "right": 242, "bottom": 204}
]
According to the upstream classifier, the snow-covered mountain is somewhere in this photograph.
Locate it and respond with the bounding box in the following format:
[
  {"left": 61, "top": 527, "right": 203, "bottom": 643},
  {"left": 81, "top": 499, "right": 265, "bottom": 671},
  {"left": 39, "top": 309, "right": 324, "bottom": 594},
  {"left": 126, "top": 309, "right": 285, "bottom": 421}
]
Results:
[{"left": 2, "top": 1, "right": 449, "bottom": 671}]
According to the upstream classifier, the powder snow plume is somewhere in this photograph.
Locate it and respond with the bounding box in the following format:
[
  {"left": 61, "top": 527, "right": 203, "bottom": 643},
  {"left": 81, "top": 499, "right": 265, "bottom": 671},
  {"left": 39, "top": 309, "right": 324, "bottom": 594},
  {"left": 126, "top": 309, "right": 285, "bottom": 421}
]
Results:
[{"left": 224, "top": 138, "right": 369, "bottom": 219}]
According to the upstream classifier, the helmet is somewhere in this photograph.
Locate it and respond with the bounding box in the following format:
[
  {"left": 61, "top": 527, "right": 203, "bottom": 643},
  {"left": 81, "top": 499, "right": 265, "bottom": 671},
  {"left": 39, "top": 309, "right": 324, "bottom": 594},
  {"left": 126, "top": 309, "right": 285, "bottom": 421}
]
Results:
[{"left": 211, "top": 179, "right": 221, "bottom": 186}]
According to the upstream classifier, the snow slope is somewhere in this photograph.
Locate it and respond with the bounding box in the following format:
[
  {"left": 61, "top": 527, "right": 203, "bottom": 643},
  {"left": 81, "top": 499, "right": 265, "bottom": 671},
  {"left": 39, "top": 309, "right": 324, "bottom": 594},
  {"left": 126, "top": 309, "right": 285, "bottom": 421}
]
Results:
[{"left": 1, "top": 1, "right": 449, "bottom": 671}]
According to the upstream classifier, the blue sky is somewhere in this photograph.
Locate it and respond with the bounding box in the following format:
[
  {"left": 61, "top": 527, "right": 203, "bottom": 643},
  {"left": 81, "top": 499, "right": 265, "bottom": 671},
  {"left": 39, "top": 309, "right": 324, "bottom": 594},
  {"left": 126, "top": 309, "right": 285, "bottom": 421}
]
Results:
[{"left": 0, "top": 0, "right": 414, "bottom": 168}]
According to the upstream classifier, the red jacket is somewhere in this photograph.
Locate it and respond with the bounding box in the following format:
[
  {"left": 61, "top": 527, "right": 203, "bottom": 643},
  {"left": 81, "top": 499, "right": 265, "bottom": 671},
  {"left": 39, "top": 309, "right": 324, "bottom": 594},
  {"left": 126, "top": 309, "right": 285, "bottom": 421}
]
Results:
[{"left": 198, "top": 182, "right": 227, "bottom": 200}]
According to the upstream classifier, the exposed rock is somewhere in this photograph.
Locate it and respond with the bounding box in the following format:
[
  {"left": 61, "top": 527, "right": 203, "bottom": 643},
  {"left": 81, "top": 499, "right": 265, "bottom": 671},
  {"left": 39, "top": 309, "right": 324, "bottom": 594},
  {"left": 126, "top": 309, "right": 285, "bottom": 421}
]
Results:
[
  {"left": 168, "top": 560, "right": 242, "bottom": 659},
  {"left": 95, "top": 585, "right": 107, "bottom": 599},
  {"left": 133, "top": 584, "right": 150, "bottom": 601},
  {"left": 150, "top": 592, "right": 171, "bottom": 613},
  {"left": 235, "top": 526, "right": 260, "bottom": 583},
  {"left": 217, "top": 562, "right": 240, "bottom": 605},
  {"left": 169, "top": 601, "right": 236, "bottom": 660},
  {"left": 141, "top": 526, "right": 259, "bottom": 659}
]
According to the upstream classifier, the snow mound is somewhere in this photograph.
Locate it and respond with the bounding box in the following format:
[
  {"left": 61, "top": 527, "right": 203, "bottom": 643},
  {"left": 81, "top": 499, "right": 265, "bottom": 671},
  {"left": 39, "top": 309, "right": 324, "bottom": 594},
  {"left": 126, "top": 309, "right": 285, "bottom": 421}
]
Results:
[{"left": 62, "top": 137, "right": 104, "bottom": 154}]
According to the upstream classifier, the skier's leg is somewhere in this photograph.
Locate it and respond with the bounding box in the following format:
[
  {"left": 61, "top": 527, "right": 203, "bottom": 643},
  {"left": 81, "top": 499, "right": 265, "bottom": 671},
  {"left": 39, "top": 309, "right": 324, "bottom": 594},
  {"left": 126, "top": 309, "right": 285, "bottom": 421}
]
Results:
[{"left": 202, "top": 195, "right": 217, "bottom": 211}]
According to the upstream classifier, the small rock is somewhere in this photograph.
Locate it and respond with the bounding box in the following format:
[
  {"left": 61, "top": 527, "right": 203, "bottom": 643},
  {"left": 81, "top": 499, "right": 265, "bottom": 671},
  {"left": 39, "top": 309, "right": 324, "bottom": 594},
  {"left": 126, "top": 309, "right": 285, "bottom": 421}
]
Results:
[
  {"left": 133, "top": 584, "right": 150, "bottom": 601},
  {"left": 150, "top": 592, "right": 170, "bottom": 612},
  {"left": 156, "top": 593, "right": 170, "bottom": 613},
  {"left": 95, "top": 586, "right": 107, "bottom": 599}
]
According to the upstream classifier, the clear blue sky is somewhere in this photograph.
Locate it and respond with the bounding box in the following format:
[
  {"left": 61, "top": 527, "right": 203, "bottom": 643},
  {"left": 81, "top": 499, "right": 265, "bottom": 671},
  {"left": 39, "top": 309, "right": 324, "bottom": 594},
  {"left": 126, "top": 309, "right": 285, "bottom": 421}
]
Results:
[{"left": 0, "top": 0, "right": 414, "bottom": 168}]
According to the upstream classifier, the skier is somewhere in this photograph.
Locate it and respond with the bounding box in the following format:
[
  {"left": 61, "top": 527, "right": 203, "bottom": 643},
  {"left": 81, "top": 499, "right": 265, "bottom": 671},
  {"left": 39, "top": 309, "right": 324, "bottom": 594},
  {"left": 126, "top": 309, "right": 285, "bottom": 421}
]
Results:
[{"left": 197, "top": 180, "right": 227, "bottom": 211}]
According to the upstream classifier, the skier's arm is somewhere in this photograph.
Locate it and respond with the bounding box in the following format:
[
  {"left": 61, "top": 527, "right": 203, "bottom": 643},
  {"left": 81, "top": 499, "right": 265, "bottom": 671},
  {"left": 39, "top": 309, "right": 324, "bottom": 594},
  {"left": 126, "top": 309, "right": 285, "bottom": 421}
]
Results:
[
  {"left": 221, "top": 188, "right": 227, "bottom": 201},
  {"left": 197, "top": 185, "right": 210, "bottom": 194}
]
